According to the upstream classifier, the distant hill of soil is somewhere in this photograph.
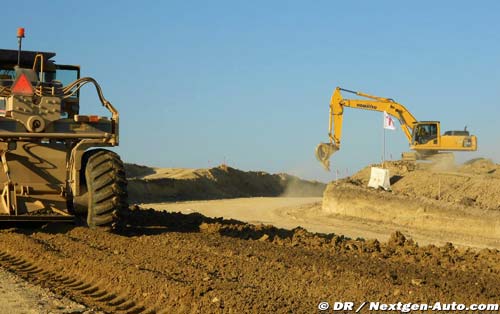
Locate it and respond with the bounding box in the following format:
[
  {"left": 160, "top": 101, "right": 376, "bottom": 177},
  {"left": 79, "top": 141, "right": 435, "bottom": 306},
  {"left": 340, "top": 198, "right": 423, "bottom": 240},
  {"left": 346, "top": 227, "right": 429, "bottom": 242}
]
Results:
[{"left": 125, "top": 163, "right": 325, "bottom": 203}]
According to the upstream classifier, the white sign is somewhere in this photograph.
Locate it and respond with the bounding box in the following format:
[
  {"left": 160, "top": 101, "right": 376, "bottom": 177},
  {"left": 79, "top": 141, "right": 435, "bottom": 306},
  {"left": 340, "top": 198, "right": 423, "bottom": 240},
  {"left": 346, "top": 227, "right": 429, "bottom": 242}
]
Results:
[{"left": 367, "top": 167, "right": 391, "bottom": 190}]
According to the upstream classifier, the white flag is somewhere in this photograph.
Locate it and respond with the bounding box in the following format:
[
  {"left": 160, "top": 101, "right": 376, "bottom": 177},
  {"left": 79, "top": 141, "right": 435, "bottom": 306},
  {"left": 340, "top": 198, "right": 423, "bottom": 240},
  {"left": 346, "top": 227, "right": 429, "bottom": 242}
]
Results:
[{"left": 383, "top": 111, "right": 396, "bottom": 130}]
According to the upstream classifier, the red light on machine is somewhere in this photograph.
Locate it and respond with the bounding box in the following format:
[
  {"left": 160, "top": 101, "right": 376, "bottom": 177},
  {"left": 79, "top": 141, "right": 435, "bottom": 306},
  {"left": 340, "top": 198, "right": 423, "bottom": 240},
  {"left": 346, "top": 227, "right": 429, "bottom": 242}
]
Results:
[
  {"left": 74, "top": 115, "right": 100, "bottom": 123},
  {"left": 89, "top": 115, "right": 99, "bottom": 123},
  {"left": 17, "top": 28, "right": 25, "bottom": 38},
  {"left": 11, "top": 73, "right": 34, "bottom": 96}
]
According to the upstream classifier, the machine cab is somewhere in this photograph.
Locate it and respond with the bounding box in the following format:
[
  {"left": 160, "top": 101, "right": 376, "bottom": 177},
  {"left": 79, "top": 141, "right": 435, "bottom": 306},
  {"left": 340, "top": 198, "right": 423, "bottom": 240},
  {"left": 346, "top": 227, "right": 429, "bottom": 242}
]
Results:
[{"left": 412, "top": 121, "right": 440, "bottom": 146}]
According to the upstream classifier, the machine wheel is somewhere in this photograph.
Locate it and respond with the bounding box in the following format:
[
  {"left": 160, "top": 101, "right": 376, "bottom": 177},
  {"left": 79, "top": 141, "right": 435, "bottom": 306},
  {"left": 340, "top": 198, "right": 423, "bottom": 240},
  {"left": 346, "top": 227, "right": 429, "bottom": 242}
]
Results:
[{"left": 83, "top": 149, "right": 128, "bottom": 228}]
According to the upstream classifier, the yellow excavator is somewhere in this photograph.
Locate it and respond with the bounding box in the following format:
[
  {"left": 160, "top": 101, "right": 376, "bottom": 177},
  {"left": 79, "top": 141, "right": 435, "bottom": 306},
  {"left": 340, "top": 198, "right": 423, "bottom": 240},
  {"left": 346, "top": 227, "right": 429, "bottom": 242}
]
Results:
[{"left": 316, "top": 87, "right": 477, "bottom": 170}]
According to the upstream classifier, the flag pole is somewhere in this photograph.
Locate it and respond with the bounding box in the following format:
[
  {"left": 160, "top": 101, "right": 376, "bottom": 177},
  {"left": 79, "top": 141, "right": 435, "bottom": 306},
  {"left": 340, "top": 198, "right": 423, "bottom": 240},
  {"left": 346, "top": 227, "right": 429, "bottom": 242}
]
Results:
[
  {"left": 382, "top": 112, "right": 386, "bottom": 168},
  {"left": 382, "top": 111, "right": 396, "bottom": 168},
  {"left": 383, "top": 127, "right": 386, "bottom": 167}
]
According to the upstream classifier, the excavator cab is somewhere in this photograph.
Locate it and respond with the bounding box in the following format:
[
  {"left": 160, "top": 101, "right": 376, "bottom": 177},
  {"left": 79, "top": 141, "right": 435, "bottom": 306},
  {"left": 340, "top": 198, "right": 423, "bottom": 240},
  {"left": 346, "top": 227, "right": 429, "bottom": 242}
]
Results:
[
  {"left": 410, "top": 121, "right": 477, "bottom": 154},
  {"left": 412, "top": 122, "right": 439, "bottom": 146}
]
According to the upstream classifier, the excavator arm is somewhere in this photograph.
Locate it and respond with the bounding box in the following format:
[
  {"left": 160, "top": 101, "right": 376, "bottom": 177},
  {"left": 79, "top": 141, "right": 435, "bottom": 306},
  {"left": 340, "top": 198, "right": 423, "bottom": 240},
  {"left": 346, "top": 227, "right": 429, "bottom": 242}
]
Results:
[{"left": 316, "top": 87, "right": 418, "bottom": 170}]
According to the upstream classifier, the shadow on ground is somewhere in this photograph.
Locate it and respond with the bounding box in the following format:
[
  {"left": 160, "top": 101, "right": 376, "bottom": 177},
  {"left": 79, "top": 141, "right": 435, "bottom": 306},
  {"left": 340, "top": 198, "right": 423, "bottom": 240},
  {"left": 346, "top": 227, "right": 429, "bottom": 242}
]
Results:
[
  {"left": 2, "top": 206, "right": 354, "bottom": 248},
  {"left": 118, "top": 206, "right": 344, "bottom": 243}
]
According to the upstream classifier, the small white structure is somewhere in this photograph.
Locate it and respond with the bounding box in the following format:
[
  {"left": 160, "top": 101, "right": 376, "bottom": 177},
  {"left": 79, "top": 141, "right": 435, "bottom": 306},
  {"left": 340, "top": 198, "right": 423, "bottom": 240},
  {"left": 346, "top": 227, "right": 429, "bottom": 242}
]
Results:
[{"left": 367, "top": 167, "right": 391, "bottom": 191}]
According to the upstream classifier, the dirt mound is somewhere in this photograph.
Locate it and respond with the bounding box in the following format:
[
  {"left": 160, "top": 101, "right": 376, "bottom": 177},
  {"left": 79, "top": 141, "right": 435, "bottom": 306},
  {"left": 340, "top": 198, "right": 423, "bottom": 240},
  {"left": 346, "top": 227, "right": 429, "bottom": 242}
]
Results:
[
  {"left": 124, "top": 163, "right": 156, "bottom": 178},
  {"left": 460, "top": 158, "right": 499, "bottom": 176},
  {"left": 125, "top": 163, "right": 325, "bottom": 203},
  {"left": 348, "top": 158, "right": 500, "bottom": 211},
  {"left": 322, "top": 158, "right": 500, "bottom": 248},
  {"left": 0, "top": 207, "right": 499, "bottom": 313}
]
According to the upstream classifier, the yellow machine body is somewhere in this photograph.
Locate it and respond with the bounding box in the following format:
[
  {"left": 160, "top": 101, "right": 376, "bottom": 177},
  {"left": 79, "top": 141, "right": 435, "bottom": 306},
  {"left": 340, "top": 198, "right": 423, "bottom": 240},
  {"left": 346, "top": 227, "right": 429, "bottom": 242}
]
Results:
[{"left": 316, "top": 87, "right": 477, "bottom": 170}]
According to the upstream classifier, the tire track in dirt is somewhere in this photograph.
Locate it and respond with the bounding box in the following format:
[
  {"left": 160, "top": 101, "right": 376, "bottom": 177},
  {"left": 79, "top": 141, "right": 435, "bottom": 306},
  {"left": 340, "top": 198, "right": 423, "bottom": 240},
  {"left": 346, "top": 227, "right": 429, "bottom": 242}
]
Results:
[
  {"left": 0, "top": 250, "right": 154, "bottom": 314},
  {"left": 0, "top": 265, "right": 97, "bottom": 314}
]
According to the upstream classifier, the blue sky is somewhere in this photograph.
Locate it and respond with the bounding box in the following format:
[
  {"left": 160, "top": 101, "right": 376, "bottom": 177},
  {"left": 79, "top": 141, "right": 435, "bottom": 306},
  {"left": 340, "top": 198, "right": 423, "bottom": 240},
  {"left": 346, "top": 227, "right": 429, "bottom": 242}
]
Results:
[{"left": 2, "top": 1, "right": 499, "bottom": 182}]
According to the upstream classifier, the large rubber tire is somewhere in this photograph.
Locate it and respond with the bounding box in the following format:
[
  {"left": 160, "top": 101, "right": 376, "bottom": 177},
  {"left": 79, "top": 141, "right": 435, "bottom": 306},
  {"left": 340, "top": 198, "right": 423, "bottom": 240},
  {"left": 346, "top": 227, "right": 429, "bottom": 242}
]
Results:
[{"left": 83, "top": 149, "right": 128, "bottom": 228}]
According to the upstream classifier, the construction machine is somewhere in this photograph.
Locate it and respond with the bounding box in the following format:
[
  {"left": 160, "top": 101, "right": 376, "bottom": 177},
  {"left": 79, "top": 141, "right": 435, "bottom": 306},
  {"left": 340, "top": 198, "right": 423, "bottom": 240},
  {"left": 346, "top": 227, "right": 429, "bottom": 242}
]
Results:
[
  {"left": 316, "top": 87, "right": 477, "bottom": 170},
  {"left": 0, "top": 28, "right": 127, "bottom": 226}
]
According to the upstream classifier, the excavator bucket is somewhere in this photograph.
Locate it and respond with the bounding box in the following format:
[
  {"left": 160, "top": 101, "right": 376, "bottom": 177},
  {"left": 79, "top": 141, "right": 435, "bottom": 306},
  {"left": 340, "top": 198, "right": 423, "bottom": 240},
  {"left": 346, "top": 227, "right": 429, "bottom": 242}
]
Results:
[{"left": 315, "top": 143, "right": 338, "bottom": 171}]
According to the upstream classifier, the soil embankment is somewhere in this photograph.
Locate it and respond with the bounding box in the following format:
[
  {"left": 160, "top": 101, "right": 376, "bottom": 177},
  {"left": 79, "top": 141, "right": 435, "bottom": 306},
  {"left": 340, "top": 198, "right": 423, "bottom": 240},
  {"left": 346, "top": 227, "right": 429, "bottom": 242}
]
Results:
[
  {"left": 322, "top": 159, "right": 500, "bottom": 245},
  {"left": 126, "top": 163, "right": 325, "bottom": 203}
]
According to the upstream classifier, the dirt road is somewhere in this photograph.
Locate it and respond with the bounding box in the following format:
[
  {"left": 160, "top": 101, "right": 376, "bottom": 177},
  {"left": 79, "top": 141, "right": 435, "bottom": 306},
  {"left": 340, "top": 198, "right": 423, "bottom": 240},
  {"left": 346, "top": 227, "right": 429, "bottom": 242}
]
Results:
[
  {"left": 143, "top": 197, "right": 500, "bottom": 249},
  {"left": 142, "top": 197, "right": 321, "bottom": 229}
]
